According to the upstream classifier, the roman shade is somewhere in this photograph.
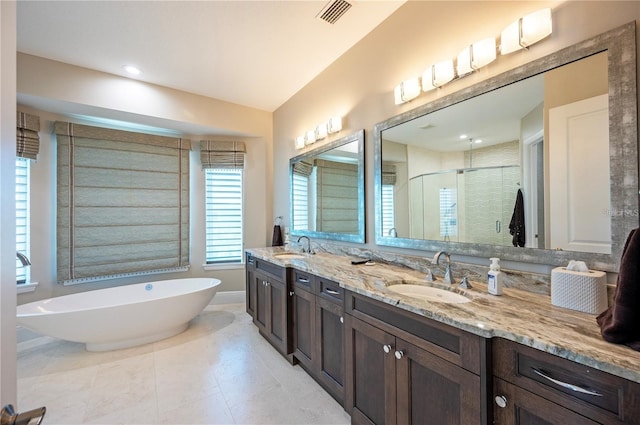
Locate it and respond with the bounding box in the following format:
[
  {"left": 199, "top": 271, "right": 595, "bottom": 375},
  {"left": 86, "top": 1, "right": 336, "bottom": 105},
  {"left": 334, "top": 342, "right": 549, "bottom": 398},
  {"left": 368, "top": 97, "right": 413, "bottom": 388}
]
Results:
[
  {"left": 292, "top": 160, "right": 313, "bottom": 177},
  {"left": 55, "top": 121, "right": 191, "bottom": 284},
  {"left": 16, "top": 111, "right": 40, "bottom": 160},
  {"left": 200, "top": 140, "right": 246, "bottom": 169},
  {"left": 314, "top": 159, "right": 358, "bottom": 233}
]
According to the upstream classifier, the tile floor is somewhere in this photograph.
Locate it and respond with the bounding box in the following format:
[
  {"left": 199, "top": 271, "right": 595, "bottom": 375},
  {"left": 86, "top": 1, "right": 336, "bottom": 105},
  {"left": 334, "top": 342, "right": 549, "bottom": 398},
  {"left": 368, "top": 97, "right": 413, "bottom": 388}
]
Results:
[{"left": 17, "top": 303, "right": 351, "bottom": 425}]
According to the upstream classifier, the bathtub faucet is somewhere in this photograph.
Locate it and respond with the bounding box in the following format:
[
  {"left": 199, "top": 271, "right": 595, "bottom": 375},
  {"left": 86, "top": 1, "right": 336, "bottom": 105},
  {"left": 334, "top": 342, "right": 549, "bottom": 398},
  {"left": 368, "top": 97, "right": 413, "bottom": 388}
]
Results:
[{"left": 16, "top": 252, "right": 31, "bottom": 267}]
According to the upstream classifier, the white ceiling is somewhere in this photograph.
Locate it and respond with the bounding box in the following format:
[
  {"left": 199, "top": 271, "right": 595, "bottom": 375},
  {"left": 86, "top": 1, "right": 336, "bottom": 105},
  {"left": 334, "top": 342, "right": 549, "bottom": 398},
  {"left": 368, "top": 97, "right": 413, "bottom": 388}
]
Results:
[{"left": 17, "top": 0, "right": 406, "bottom": 113}]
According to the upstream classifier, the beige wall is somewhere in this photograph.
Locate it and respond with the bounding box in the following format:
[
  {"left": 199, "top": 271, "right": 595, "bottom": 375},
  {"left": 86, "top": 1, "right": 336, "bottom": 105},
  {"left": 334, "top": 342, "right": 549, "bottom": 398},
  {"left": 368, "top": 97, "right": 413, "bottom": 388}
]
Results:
[
  {"left": 273, "top": 1, "right": 640, "bottom": 272},
  {"left": 17, "top": 55, "right": 273, "bottom": 303}
]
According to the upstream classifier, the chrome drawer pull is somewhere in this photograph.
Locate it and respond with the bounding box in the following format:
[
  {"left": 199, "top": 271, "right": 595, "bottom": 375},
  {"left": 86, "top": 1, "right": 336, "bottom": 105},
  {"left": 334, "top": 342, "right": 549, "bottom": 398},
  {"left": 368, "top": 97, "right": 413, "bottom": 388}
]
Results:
[
  {"left": 325, "top": 289, "right": 340, "bottom": 296},
  {"left": 531, "top": 367, "right": 603, "bottom": 397},
  {"left": 298, "top": 277, "right": 310, "bottom": 283}
]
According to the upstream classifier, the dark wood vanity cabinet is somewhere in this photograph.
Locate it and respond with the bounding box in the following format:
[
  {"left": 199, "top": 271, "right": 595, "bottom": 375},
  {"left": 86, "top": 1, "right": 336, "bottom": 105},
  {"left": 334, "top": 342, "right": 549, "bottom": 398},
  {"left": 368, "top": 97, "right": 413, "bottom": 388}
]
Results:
[
  {"left": 291, "top": 271, "right": 346, "bottom": 404},
  {"left": 248, "top": 255, "right": 291, "bottom": 357},
  {"left": 245, "top": 254, "right": 257, "bottom": 317},
  {"left": 492, "top": 338, "right": 640, "bottom": 424},
  {"left": 344, "top": 290, "right": 485, "bottom": 425}
]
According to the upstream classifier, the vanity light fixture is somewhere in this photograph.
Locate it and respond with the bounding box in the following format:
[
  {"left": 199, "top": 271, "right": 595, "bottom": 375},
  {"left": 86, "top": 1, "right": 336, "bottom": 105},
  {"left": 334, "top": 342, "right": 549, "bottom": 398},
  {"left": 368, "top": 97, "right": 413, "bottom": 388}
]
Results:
[
  {"left": 394, "top": 77, "right": 421, "bottom": 104},
  {"left": 457, "top": 37, "right": 497, "bottom": 76},
  {"left": 422, "top": 60, "right": 455, "bottom": 92},
  {"left": 328, "top": 116, "right": 343, "bottom": 134},
  {"left": 392, "top": 7, "right": 552, "bottom": 105},
  {"left": 305, "top": 130, "right": 317, "bottom": 145},
  {"left": 294, "top": 115, "right": 344, "bottom": 149},
  {"left": 316, "top": 122, "right": 328, "bottom": 140},
  {"left": 500, "top": 8, "right": 552, "bottom": 55}
]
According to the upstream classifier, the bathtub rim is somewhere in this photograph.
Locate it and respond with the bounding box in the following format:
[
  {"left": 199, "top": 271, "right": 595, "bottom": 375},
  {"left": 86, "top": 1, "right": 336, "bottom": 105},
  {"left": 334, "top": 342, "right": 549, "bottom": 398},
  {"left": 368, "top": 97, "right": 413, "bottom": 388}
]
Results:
[{"left": 16, "top": 277, "right": 221, "bottom": 317}]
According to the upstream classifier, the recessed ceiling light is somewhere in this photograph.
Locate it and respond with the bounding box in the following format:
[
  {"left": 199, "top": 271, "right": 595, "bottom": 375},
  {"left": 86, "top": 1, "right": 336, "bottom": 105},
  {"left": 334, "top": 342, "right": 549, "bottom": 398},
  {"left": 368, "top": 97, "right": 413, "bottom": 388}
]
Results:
[
  {"left": 459, "top": 134, "right": 468, "bottom": 139},
  {"left": 475, "top": 139, "right": 483, "bottom": 144},
  {"left": 123, "top": 65, "right": 142, "bottom": 75}
]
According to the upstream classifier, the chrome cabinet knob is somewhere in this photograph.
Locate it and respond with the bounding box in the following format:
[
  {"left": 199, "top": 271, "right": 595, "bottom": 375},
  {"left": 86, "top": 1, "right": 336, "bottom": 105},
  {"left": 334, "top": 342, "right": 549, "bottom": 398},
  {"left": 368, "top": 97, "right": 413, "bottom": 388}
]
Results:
[
  {"left": 394, "top": 350, "right": 404, "bottom": 359},
  {"left": 340, "top": 316, "right": 344, "bottom": 324},
  {"left": 494, "top": 395, "right": 507, "bottom": 408},
  {"left": 382, "top": 344, "right": 392, "bottom": 354},
  {"left": 289, "top": 291, "right": 294, "bottom": 296}
]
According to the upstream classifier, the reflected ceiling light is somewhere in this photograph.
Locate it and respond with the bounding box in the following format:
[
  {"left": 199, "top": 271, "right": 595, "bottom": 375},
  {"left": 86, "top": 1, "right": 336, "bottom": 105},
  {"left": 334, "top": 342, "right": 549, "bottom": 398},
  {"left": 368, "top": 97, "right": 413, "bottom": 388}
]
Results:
[
  {"left": 459, "top": 134, "right": 468, "bottom": 139},
  {"left": 500, "top": 8, "right": 552, "bottom": 55},
  {"left": 295, "top": 136, "right": 306, "bottom": 149},
  {"left": 123, "top": 65, "right": 142, "bottom": 75},
  {"left": 422, "top": 60, "right": 455, "bottom": 92},
  {"left": 475, "top": 139, "right": 483, "bottom": 144},
  {"left": 328, "top": 116, "right": 343, "bottom": 133},
  {"left": 394, "top": 77, "right": 421, "bottom": 104},
  {"left": 457, "top": 38, "right": 497, "bottom": 76}
]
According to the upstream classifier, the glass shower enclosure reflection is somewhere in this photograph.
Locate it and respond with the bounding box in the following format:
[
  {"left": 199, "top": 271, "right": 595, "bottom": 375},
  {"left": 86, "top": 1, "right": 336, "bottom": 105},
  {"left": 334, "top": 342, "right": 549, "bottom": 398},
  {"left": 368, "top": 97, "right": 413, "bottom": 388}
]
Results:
[{"left": 408, "top": 165, "right": 520, "bottom": 246}]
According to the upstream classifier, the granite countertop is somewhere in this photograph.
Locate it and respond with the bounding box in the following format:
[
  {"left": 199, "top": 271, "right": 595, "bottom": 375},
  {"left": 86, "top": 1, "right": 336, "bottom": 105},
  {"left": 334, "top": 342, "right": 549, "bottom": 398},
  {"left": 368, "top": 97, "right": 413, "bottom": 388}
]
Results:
[{"left": 246, "top": 246, "right": 640, "bottom": 384}]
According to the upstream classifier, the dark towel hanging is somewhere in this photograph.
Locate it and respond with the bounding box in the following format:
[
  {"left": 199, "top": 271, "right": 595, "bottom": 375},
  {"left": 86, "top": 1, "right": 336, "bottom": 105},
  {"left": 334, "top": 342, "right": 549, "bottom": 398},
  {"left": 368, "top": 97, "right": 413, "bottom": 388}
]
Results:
[
  {"left": 509, "top": 189, "right": 525, "bottom": 247},
  {"left": 272, "top": 225, "right": 283, "bottom": 246},
  {"left": 597, "top": 228, "right": 640, "bottom": 351}
]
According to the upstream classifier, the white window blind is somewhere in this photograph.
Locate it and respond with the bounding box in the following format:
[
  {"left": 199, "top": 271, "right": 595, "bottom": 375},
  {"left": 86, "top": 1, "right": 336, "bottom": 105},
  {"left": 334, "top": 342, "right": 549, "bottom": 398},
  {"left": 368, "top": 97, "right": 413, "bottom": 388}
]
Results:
[
  {"left": 381, "top": 184, "right": 395, "bottom": 237},
  {"left": 205, "top": 169, "right": 243, "bottom": 264},
  {"left": 55, "top": 122, "right": 191, "bottom": 284},
  {"left": 439, "top": 188, "right": 458, "bottom": 239},
  {"left": 16, "top": 158, "right": 30, "bottom": 284},
  {"left": 292, "top": 173, "right": 309, "bottom": 230}
]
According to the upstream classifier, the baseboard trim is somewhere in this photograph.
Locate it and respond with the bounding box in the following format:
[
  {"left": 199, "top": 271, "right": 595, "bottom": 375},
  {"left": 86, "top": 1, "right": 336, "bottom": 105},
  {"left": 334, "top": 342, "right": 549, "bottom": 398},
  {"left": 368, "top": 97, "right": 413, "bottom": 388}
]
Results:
[{"left": 211, "top": 290, "right": 245, "bottom": 305}]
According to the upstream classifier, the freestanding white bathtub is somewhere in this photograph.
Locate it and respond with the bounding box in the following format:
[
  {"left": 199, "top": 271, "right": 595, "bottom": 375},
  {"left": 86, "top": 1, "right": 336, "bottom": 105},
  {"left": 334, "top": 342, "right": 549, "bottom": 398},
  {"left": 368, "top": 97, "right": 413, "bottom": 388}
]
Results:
[{"left": 17, "top": 278, "right": 221, "bottom": 351}]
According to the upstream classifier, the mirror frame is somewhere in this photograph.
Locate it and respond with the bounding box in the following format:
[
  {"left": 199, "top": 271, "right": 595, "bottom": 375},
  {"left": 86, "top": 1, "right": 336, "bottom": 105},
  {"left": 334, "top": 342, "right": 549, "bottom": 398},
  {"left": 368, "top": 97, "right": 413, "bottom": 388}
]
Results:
[
  {"left": 290, "top": 129, "right": 365, "bottom": 243},
  {"left": 374, "top": 22, "right": 637, "bottom": 272}
]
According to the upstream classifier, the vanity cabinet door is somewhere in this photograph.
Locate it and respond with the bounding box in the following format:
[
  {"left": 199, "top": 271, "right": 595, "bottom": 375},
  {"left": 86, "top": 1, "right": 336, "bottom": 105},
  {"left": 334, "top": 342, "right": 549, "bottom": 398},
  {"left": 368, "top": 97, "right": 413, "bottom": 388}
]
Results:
[
  {"left": 316, "top": 295, "right": 344, "bottom": 403},
  {"left": 345, "top": 315, "right": 397, "bottom": 425},
  {"left": 493, "top": 378, "right": 600, "bottom": 425},
  {"left": 267, "top": 276, "right": 289, "bottom": 355},
  {"left": 254, "top": 272, "right": 269, "bottom": 332},
  {"left": 395, "top": 337, "right": 481, "bottom": 425},
  {"left": 245, "top": 254, "right": 256, "bottom": 317},
  {"left": 292, "top": 283, "right": 316, "bottom": 370}
]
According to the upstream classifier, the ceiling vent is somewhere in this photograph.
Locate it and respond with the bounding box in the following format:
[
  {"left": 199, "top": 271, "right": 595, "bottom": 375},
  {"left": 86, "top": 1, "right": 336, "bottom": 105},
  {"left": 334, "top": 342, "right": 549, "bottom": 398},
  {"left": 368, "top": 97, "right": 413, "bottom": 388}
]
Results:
[{"left": 317, "top": 0, "right": 353, "bottom": 24}]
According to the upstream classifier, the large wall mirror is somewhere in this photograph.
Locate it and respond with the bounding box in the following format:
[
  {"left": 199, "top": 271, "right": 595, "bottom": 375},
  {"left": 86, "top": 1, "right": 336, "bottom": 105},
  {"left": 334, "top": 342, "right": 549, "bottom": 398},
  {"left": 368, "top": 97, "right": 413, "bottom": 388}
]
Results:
[
  {"left": 374, "top": 23, "right": 637, "bottom": 271},
  {"left": 290, "top": 129, "right": 365, "bottom": 243}
]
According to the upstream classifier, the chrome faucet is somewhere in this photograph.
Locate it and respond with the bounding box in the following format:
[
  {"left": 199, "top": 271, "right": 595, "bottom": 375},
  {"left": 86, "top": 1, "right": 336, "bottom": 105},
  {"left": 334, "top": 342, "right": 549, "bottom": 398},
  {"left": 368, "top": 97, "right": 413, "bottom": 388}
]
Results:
[
  {"left": 388, "top": 227, "right": 398, "bottom": 238},
  {"left": 432, "top": 251, "right": 453, "bottom": 284},
  {"left": 297, "top": 236, "right": 314, "bottom": 254},
  {"left": 16, "top": 252, "right": 31, "bottom": 266}
]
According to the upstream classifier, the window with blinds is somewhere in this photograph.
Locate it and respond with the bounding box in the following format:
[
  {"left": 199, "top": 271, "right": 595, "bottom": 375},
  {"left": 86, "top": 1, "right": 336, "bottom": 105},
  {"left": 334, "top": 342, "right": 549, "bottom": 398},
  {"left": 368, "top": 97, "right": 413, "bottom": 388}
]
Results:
[
  {"left": 292, "top": 173, "right": 309, "bottom": 230},
  {"left": 16, "top": 158, "right": 30, "bottom": 284},
  {"left": 381, "top": 184, "right": 395, "bottom": 237},
  {"left": 439, "top": 188, "right": 458, "bottom": 239},
  {"left": 205, "top": 169, "right": 243, "bottom": 264},
  {"left": 55, "top": 122, "right": 191, "bottom": 284}
]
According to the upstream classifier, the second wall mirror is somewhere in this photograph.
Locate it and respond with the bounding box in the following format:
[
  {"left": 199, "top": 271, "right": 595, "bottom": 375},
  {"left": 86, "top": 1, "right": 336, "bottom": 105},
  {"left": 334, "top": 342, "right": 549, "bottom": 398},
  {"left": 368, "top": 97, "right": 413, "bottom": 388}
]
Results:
[{"left": 290, "top": 129, "right": 365, "bottom": 244}]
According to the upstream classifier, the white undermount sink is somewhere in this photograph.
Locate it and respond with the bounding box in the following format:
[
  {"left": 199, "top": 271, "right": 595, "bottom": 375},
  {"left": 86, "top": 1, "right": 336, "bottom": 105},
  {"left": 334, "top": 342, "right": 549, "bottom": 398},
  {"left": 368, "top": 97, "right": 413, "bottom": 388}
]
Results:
[
  {"left": 273, "top": 252, "right": 306, "bottom": 260},
  {"left": 386, "top": 283, "right": 472, "bottom": 304}
]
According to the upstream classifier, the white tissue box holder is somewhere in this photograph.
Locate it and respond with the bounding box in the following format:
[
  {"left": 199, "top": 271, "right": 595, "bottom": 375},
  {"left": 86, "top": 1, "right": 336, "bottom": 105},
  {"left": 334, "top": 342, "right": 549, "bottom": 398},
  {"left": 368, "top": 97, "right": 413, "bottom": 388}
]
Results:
[{"left": 551, "top": 267, "right": 607, "bottom": 314}]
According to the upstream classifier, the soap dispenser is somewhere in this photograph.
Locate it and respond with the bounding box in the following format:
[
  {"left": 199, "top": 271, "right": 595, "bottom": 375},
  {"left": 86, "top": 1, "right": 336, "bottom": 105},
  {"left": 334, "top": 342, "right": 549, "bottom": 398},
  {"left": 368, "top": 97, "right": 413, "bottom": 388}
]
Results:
[{"left": 487, "top": 257, "right": 503, "bottom": 295}]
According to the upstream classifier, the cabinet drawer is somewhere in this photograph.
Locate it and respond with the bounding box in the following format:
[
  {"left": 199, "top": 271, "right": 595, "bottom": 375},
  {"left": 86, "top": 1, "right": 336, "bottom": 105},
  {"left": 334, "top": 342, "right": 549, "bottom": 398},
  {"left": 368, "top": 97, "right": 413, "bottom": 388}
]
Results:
[
  {"left": 255, "top": 258, "right": 286, "bottom": 281},
  {"left": 246, "top": 253, "right": 255, "bottom": 268},
  {"left": 345, "top": 290, "right": 481, "bottom": 374},
  {"left": 292, "top": 270, "right": 315, "bottom": 292},
  {"left": 318, "top": 278, "right": 344, "bottom": 304},
  {"left": 493, "top": 338, "right": 640, "bottom": 424}
]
